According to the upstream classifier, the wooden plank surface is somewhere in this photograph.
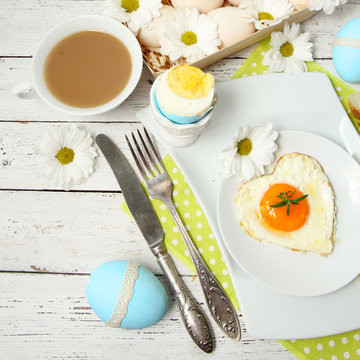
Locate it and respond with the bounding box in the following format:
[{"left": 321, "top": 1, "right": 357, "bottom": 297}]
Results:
[
  {"left": 1, "top": 0, "right": 360, "bottom": 358},
  {"left": 0, "top": 272, "right": 294, "bottom": 360},
  {"left": 0, "top": 0, "right": 359, "bottom": 57}
]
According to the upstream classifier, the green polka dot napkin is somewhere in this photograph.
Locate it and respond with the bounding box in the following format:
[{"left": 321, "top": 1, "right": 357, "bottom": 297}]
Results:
[{"left": 122, "top": 37, "right": 360, "bottom": 359}]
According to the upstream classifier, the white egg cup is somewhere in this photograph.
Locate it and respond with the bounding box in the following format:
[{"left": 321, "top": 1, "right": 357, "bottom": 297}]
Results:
[{"left": 149, "top": 76, "right": 215, "bottom": 147}]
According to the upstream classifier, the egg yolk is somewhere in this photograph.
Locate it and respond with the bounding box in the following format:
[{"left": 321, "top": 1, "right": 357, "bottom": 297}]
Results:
[
  {"left": 166, "top": 64, "right": 214, "bottom": 99},
  {"left": 259, "top": 183, "right": 309, "bottom": 232}
]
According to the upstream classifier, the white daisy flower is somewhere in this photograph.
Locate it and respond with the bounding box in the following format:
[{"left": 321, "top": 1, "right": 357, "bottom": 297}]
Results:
[
  {"left": 34, "top": 126, "right": 97, "bottom": 190},
  {"left": 159, "top": 7, "right": 221, "bottom": 63},
  {"left": 103, "top": 0, "right": 163, "bottom": 35},
  {"left": 218, "top": 123, "right": 278, "bottom": 181},
  {"left": 309, "top": 0, "right": 347, "bottom": 15},
  {"left": 239, "top": 0, "right": 294, "bottom": 30},
  {"left": 262, "top": 22, "right": 313, "bottom": 74}
]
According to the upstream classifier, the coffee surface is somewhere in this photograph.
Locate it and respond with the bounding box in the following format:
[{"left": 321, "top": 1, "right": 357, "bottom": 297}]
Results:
[{"left": 44, "top": 31, "right": 132, "bottom": 108}]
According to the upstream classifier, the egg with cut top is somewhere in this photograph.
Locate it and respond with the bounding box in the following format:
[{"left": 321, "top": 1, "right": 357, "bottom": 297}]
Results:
[
  {"left": 235, "top": 153, "right": 335, "bottom": 255},
  {"left": 155, "top": 64, "right": 215, "bottom": 124}
]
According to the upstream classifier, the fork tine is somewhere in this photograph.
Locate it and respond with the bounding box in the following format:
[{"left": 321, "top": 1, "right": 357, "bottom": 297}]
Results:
[
  {"left": 143, "top": 127, "right": 161, "bottom": 163},
  {"left": 143, "top": 127, "right": 165, "bottom": 172},
  {"left": 131, "top": 132, "right": 153, "bottom": 176},
  {"left": 125, "top": 135, "right": 148, "bottom": 181},
  {"left": 137, "top": 129, "right": 160, "bottom": 175}
]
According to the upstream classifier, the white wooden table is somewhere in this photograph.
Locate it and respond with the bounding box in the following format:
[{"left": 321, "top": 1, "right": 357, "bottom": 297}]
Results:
[{"left": 1, "top": 1, "right": 360, "bottom": 359}]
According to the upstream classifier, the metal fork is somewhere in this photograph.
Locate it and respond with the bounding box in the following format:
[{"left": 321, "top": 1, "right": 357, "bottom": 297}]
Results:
[{"left": 126, "top": 127, "right": 241, "bottom": 341}]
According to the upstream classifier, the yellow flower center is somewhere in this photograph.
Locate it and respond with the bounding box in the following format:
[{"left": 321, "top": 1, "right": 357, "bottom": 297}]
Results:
[
  {"left": 280, "top": 42, "right": 294, "bottom": 57},
  {"left": 258, "top": 11, "right": 274, "bottom": 20},
  {"left": 56, "top": 147, "right": 74, "bottom": 165},
  {"left": 181, "top": 31, "right": 197, "bottom": 46},
  {"left": 121, "top": 0, "right": 139, "bottom": 13},
  {"left": 237, "top": 138, "right": 252, "bottom": 156}
]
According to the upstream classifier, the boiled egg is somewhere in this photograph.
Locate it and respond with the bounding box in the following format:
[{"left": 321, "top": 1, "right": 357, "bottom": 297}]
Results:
[
  {"left": 155, "top": 64, "right": 215, "bottom": 124},
  {"left": 235, "top": 153, "right": 335, "bottom": 255}
]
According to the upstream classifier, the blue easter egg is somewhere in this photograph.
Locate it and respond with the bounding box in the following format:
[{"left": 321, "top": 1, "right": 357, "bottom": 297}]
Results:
[
  {"left": 333, "top": 18, "right": 360, "bottom": 83},
  {"left": 154, "top": 91, "right": 207, "bottom": 124},
  {"left": 86, "top": 260, "right": 168, "bottom": 329}
]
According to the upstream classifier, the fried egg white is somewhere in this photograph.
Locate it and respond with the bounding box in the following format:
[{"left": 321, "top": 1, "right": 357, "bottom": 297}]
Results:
[{"left": 235, "top": 153, "right": 335, "bottom": 255}]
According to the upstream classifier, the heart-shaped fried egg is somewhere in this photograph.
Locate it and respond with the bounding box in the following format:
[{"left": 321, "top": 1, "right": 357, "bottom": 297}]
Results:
[{"left": 235, "top": 153, "right": 335, "bottom": 255}]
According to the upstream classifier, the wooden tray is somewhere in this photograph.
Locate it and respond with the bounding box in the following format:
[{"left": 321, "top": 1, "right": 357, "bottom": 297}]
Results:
[{"left": 143, "top": 7, "right": 317, "bottom": 78}]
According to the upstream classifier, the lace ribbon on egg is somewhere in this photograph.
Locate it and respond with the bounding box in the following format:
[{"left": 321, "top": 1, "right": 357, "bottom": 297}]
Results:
[
  {"left": 107, "top": 261, "right": 139, "bottom": 328},
  {"left": 333, "top": 36, "right": 360, "bottom": 49}
]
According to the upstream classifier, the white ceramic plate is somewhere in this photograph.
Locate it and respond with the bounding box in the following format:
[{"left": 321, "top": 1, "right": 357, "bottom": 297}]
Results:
[{"left": 217, "top": 130, "right": 360, "bottom": 297}]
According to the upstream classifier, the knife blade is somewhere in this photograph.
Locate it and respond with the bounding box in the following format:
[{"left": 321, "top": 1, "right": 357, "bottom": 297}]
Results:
[
  {"left": 96, "top": 134, "right": 163, "bottom": 249},
  {"left": 96, "top": 134, "right": 214, "bottom": 353}
]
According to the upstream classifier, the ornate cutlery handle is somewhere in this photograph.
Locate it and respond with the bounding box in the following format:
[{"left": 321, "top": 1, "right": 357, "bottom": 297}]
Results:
[
  {"left": 167, "top": 203, "right": 241, "bottom": 341},
  {"left": 153, "top": 244, "right": 213, "bottom": 353}
]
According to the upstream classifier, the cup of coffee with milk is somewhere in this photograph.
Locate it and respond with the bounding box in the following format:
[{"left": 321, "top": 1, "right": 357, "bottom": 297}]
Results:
[{"left": 13, "top": 15, "right": 143, "bottom": 115}]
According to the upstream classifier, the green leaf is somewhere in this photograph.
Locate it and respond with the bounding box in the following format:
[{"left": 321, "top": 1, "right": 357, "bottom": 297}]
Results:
[
  {"left": 270, "top": 200, "right": 288, "bottom": 208},
  {"left": 286, "top": 189, "right": 296, "bottom": 198},
  {"left": 292, "top": 194, "right": 308, "bottom": 203},
  {"left": 270, "top": 191, "right": 308, "bottom": 216}
]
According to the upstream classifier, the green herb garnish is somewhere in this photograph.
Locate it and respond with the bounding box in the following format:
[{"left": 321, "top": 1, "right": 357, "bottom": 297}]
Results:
[{"left": 270, "top": 189, "right": 308, "bottom": 216}]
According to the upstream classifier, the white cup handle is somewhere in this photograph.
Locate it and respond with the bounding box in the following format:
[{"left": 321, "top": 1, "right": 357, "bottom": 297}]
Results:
[{"left": 12, "top": 81, "right": 38, "bottom": 99}]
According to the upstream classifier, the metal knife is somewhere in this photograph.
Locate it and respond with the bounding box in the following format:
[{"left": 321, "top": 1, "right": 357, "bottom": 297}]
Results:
[{"left": 96, "top": 134, "right": 214, "bottom": 353}]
